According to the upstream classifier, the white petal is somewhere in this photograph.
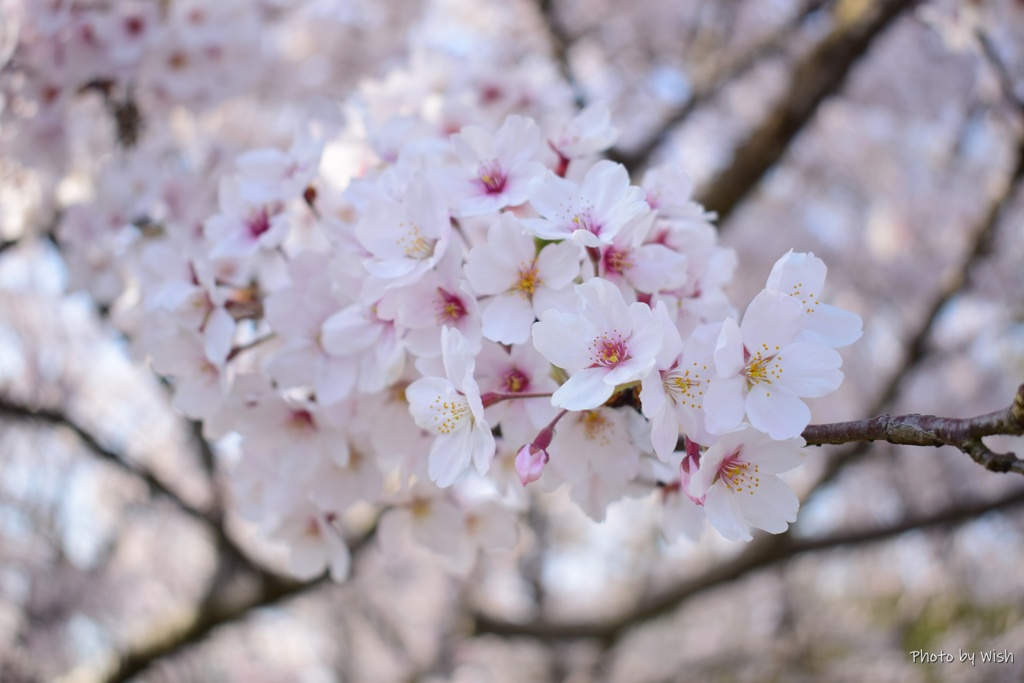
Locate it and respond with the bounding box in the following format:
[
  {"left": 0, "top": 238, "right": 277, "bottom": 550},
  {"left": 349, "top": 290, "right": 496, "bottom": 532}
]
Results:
[
  {"left": 628, "top": 244, "right": 688, "bottom": 294},
  {"left": 322, "top": 306, "right": 380, "bottom": 354},
  {"left": 703, "top": 375, "right": 746, "bottom": 435},
  {"left": 746, "top": 385, "right": 811, "bottom": 440},
  {"left": 528, "top": 171, "right": 577, "bottom": 222},
  {"left": 203, "top": 307, "right": 235, "bottom": 365},
  {"left": 713, "top": 318, "right": 745, "bottom": 377},
  {"left": 649, "top": 405, "right": 681, "bottom": 461},
  {"left": 470, "top": 422, "right": 497, "bottom": 476},
  {"left": 441, "top": 326, "right": 476, "bottom": 390},
  {"left": 736, "top": 475, "right": 799, "bottom": 533},
  {"left": 551, "top": 368, "right": 615, "bottom": 410},
  {"left": 807, "top": 303, "right": 863, "bottom": 348},
  {"left": 314, "top": 358, "right": 357, "bottom": 405},
  {"left": 429, "top": 428, "right": 475, "bottom": 488},
  {"left": 740, "top": 290, "right": 804, "bottom": 351},
  {"left": 765, "top": 250, "right": 826, "bottom": 299},
  {"left": 531, "top": 310, "right": 593, "bottom": 371},
  {"left": 288, "top": 537, "right": 327, "bottom": 579},
  {"left": 481, "top": 294, "right": 535, "bottom": 344},
  {"left": 406, "top": 376, "right": 461, "bottom": 432},
  {"left": 639, "top": 372, "right": 667, "bottom": 419},
  {"left": 535, "top": 240, "right": 582, "bottom": 289},
  {"left": 704, "top": 485, "right": 752, "bottom": 542},
  {"left": 776, "top": 340, "right": 843, "bottom": 398}
]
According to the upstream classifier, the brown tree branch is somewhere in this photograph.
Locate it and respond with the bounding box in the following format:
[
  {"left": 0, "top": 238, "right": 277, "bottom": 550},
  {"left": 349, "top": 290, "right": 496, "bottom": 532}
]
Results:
[
  {"left": 696, "top": 0, "right": 915, "bottom": 224},
  {"left": 472, "top": 486, "right": 1024, "bottom": 641},
  {"left": 802, "top": 383, "right": 1024, "bottom": 474}
]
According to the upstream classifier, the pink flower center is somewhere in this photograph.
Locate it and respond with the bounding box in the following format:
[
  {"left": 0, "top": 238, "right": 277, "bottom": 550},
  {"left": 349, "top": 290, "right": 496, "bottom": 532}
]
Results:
[
  {"left": 287, "top": 409, "right": 317, "bottom": 433},
  {"left": 246, "top": 207, "right": 271, "bottom": 239},
  {"left": 602, "top": 246, "right": 634, "bottom": 275},
  {"left": 502, "top": 368, "right": 530, "bottom": 394},
  {"left": 434, "top": 288, "right": 468, "bottom": 325},
  {"left": 570, "top": 209, "right": 601, "bottom": 236},
  {"left": 477, "top": 161, "right": 507, "bottom": 194},
  {"left": 717, "top": 453, "right": 761, "bottom": 495},
  {"left": 589, "top": 333, "right": 630, "bottom": 368}
]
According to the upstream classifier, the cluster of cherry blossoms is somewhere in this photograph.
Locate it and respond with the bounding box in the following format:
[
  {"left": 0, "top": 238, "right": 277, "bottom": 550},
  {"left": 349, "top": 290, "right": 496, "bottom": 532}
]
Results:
[
  {"left": 151, "top": 103, "right": 859, "bottom": 575},
  {"left": 2, "top": 2, "right": 863, "bottom": 580}
]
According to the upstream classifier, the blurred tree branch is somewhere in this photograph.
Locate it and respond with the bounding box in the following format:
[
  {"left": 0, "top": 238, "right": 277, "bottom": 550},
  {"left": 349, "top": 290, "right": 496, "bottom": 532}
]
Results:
[
  {"left": 697, "top": 0, "right": 915, "bottom": 224},
  {"left": 472, "top": 485, "right": 1024, "bottom": 641},
  {"left": 0, "top": 396, "right": 360, "bottom": 683},
  {"left": 95, "top": 522, "right": 380, "bottom": 683},
  {"left": 609, "top": 0, "right": 832, "bottom": 174},
  {"left": 0, "top": 397, "right": 218, "bottom": 530},
  {"left": 534, "top": 0, "right": 582, "bottom": 106}
]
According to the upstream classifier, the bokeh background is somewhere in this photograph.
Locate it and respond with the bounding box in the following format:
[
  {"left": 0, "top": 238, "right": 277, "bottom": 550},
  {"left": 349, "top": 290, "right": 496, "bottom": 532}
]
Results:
[{"left": 1, "top": 0, "right": 1024, "bottom": 681}]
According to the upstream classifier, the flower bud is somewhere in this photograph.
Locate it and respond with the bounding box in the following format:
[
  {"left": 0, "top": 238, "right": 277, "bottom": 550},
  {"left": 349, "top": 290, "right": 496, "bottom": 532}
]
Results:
[
  {"left": 515, "top": 443, "right": 549, "bottom": 486},
  {"left": 680, "top": 437, "right": 705, "bottom": 506}
]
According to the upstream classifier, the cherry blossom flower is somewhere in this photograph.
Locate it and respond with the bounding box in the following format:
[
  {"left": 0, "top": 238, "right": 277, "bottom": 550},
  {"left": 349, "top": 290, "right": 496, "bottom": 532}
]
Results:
[
  {"left": 546, "top": 407, "right": 640, "bottom": 520},
  {"left": 149, "top": 327, "right": 228, "bottom": 420},
  {"left": 646, "top": 216, "right": 736, "bottom": 337},
  {"left": 765, "top": 250, "right": 863, "bottom": 348},
  {"left": 532, "top": 277, "right": 662, "bottom": 410},
  {"left": 320, "top": 299, "right": 405, "bottom": 393},
  {"left": 642, "top": 164, "right": 711, "bottom": 222},
  {"left": 445, "top": 114, "right": 545, "bottom": 216},
  {"left": 704, "top": 290, "right": 844, "bottom": 440},
  {"left": 406, "top": 327, "right": 495, "bottom": 487},
  {"left": 143, "top": 253, "right": 236, "bottom": 366},
  {"left": 640, "top": 305, "right": 718, "bottom": 460},
  {"left": 549, "top": 103, "right": 619, "bottom": 160},
  {"left": 378, "top": 489, "right": 517, "bottom": 575},
  {"left": 355, "top": 180, "right": 452, "bottom": 299},
  {"left": 474, "top": 340, "right": 559, "bottom": 447},
  {"left": 397, "top": 243, "right": 482, "bottom": 357},
  {"left": 204, "top": 177, "right": 291, "bottom": 260},
  {"left": 235, "top": 132, "right": 323, "bottom": 205},
  {"left": 523, "top": 160, "right": 650, "bottom": 247},
  {"left": 464, "top": 213, "right": 580, "bottom": 344},
  {"left": 269, "top": 505, "right": 351, "bottom": 582},
  {"left": 596, "top": 222, "right": 689, "bottom": 301},
  {"left": 264, "top": 253, "right": 358, "bottom": 405},
  {"left": 686, "top": 426, "right": 804, "bottom": 542}
]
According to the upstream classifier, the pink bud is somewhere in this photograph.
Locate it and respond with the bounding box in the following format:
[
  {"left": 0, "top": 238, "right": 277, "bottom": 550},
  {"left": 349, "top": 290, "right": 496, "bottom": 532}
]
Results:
[
  {"left": 515, "top": 443, "right": 549, "bottom": 486},
  {"left": 680, "top": 438, "right": 705, "bottom": 506}
]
